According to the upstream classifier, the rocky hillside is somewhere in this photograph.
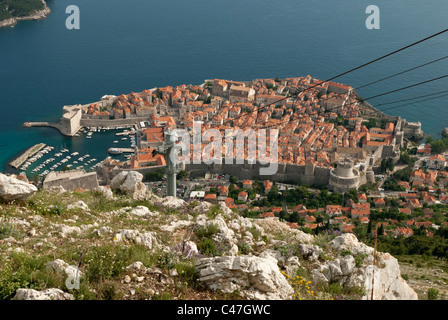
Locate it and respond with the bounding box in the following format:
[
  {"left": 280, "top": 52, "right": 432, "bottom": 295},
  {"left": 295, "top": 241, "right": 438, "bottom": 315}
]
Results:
[
  {"left": 0, "top": 172, "right": 418, "bottom": 300},
  {"left": 0, "top": 0, "right": 50, "bottom": 28}
]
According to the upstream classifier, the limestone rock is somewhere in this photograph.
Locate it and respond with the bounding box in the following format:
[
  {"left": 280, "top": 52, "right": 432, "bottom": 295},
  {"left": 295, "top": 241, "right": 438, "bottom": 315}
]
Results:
[
  {"left": 110, "top": 171, "right": 129, "bottom": 189},
  {"left": 172, "top": 240, "right": 200, "bottom": 258},
  {"left": 193, "top": 201, "right": 214, "bottom": 213},
  {"left": 308, "top": 233, "right": 418, "bottom": 300},
  {"left": 66, "top": 200, "right": 89, "bottom": 212},
  {"left": 362, "top": 252, "right": 418, "bottom": 300},
  {"left": 254, "top": 217, "right": 313, "bottom": 244},
  {"left": 0, "top": 173, "right": 37, "bottom": 202},
  {"left": 162, "top": 196, "right": 187, "bottom": 209},
  {"left": 48, "top": 185, "right": 66, "bottom": 194},
  {"left": 46, "top": 259, "right": 83, "bottom": 279},
  {"left": 114, "top": 229, "right": 158, "bottom": 249},
  {"left": 95, "top": 186, "right": 115, "bottom": 200},
  {"left": 130, "top": 206, "right": 159, "bottom": 218},
  {"left": 110, "top": 171, "right": 147, "bottom": 200},
  {"left": 126, "top": 261, "right": 146, "bottom": 272},
  {"left": 13, "top": 288, "right": 74, "bottom": 300},
  {"left": 329, "top": 233, "right": 374, "bottom": 256},
  {"left": 194, "top": 215, "right": 237, "bottom": 254},
  {"left": 297, "top": 244, "right": 322, "bottom": 262},
  {"left": 195, "top": 255, "right": 293, "bottom": 300},
  {"left": 160, "top": 219, "right": 193, "bottom": 232},
  {"left": 95, "top": 226, "right": 113, "bottom": 236},
  {"left": 58, "top": 224, "right": 82, "bottom": 238}
]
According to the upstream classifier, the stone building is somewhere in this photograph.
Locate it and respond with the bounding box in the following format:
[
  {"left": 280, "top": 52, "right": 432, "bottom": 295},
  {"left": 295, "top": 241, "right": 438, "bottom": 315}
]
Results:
[
  {"left": 328, "top": 159, "right": 361, "bottom": 194},
  {"left": 43, "top": 170, "right": 99, "bottom": 191}
]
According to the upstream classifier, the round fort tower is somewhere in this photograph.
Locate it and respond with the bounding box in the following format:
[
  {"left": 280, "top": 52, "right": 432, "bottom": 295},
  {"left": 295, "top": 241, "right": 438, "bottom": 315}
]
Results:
[{"left": 329, "top": 158, "right": 360, "bottom": 194}]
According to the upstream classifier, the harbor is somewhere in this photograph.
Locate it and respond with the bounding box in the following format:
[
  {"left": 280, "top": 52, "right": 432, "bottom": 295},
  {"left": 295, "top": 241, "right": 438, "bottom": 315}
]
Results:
[{"left": 6, "top": 125, "right": 138, "bottom": 179}]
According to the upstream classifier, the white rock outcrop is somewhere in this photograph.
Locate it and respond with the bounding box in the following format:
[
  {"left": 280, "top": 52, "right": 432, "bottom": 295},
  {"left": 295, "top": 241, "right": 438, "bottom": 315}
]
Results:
[
  {"left": 195, "top": 255, "right": 293, "bottom": 300},
  {"left": 110, "top": 171, "right": 147, "bottom": 200},
  {"left": 363, "top": 252, "right": 419, "bottom": 300},
  {"left": 113, "top": 229, "right": 158, "bottom": 249},
  {"left": 13, "top": 288, "right": 74, "bottom": 300},
  {"left": 95, "top": 186, "right": 115, "bottom": 200},
  {"left": 66, "top": 201, "right": 90, "bottom": 212},
  {"left": 161, "top": 196, "right": 187, "bottom": 209},
  {"left": 130, "top": 206, "right": 159, "bottom": 218},
  {"left": 254, "top": 217, "right": 313, "bottom": 244},
  {"left": 194, "top": 214, "right": 238, "bottom": 255},
  {"left": 58, "top": 224, "right": 82, "bottom": 238},
  {"left": 160, "top": 219, "right": 193, "bottom": 232},
  {"left": 45, "top": 259, "right": 83, "bottom": 279},
  {"left": 306, "top": 233, "right": 418, "bottom": 300},
  {"left": 0, "top": 173, "right": 37, "bottom": 202}
]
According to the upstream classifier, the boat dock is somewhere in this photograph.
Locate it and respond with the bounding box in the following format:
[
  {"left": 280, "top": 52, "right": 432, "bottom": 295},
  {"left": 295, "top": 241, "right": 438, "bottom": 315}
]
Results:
[
  {"left": 9, "top": 143, "right": 46, "bottom": 169},
  {"left": 115, "top": 148, "right": 135, "bottom": 153}
]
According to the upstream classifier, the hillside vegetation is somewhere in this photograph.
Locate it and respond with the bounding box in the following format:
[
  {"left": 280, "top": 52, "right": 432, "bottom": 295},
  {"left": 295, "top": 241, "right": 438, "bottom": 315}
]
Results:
[
  {"left": 0, "top": 184, "right": 428, "bottom": 300},
  {"left": 0, "top": 0, "right": 45, "bottom": 21}
]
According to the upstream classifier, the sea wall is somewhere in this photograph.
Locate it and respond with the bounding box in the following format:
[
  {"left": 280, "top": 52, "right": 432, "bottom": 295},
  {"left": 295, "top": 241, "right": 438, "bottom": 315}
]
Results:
[{"left": 80, "top": 117, "right": 152, "bottom": 128}]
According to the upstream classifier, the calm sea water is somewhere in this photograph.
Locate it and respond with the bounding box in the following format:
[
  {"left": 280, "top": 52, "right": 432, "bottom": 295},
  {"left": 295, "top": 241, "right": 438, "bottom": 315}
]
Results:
[{"left": 1, "top": 0, "right": 447, "bottom": 174}]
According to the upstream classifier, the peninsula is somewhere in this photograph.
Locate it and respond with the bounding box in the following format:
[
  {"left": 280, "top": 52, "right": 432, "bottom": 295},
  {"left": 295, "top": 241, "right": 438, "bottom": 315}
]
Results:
[
  {"left": 23, "top": 75, "right": 426, "bottom": 195},
  {"left": 0, "top": 0, "right": 50, "bottom": 28}
]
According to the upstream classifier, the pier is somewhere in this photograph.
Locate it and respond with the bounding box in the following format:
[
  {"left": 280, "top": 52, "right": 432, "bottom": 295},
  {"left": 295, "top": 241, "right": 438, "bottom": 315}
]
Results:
[
  {"left": 23, "top": 121, "right": 67, "bottom": 134},
  {"left": 112, "top": 148, "right": 135, "bottom": 153},
  {"left": 9, "top": 143, "right": 46, "bottom": 169}
]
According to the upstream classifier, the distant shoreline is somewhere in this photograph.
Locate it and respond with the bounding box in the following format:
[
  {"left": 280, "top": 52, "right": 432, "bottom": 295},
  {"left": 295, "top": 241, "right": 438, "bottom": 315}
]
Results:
[{"left": 0, "top": 0, "right": 50, "bottom": 29}]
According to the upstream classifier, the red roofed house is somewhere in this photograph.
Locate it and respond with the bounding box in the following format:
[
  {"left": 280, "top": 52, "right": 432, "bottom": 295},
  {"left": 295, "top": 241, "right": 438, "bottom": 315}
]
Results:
[
  {"left": 359, "top": 216, "right": 370, "bottom": 224},
  {"left": 259, "top": 212, "right": 275, "bottom": 218},
  {"left": 204, "top": 193, "right": 217, "bottom": 204},
  {"left": 238, "top": 191, "right": 248, "bottom": 202},
  {"left": 428, "top": 154, "right": 446, "bottom": 170},
  {"left": 264, "top": 180, "right": 273, "bottom": 193},
  {"left": 394, "top": 227, "right": 413, "bottom": 238},
  {"left": 358, "top": 193, "right": 367, "bottom": 203},
  {"left": 404, "top": 198, "right": 421, "bottom": 211},
  {"left": 326, "top": 205, "right": 342, "bottom": 217},
  {"left": 399, "top": 208, "right": 412, "bottom": 215},
  {"left": 243, "top": 180, "right": 253, "bottom": 189},
  {"left": 374, "top": 198, "right": 386, "bottom": 208},
  {"left": 305, "top": 215, "right": 316, "bottom": 223},
  {"left": 339, "top": 224, "right": 355, "bottom": 233}
]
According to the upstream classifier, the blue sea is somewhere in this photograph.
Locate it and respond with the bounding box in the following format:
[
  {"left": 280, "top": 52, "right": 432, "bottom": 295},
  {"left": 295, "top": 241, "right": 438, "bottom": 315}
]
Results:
[{"left": 1, "top": 0, "right": 447, "bottom": 175}]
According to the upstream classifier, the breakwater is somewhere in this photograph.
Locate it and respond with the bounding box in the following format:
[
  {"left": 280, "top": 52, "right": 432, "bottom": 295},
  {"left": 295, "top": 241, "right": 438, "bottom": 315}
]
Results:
[{"left": 9, "top": 143, "right": 46, "bottom": 169}]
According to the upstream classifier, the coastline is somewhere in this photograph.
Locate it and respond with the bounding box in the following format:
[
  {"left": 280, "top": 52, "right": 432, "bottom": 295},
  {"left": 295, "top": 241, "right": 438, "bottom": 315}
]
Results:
[{"left": 0, "top": 0, "right": 51, "bottom": 29}]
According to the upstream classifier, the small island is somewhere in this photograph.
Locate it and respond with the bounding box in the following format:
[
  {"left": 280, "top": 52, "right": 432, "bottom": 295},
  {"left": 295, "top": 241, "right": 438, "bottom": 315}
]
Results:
[{"left": 0, "top": 0, "right": 50, "bottom": 28}]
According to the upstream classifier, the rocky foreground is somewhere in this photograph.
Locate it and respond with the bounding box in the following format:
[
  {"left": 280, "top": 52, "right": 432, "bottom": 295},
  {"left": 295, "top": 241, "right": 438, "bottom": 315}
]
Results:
[{"left": 0, "top": 172, "right": 418, "bottom": 300}]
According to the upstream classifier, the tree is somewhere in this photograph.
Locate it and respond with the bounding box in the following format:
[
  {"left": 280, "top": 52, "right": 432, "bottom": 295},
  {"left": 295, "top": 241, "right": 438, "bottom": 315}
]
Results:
[
  {"left": 377, "top": 223, "right": 384, "bottom": 236},
  {"left": 144, "top": 168, "right": 165, "bottom": 182},
  {"left": 431, "top": 139, "right": 448, "bottom": 154},
  {"left": 176, "top": 170, "right": 188, "bottom": 180},
  {"left": 367, "top": 220, "right": 372, "bottom": 235}
]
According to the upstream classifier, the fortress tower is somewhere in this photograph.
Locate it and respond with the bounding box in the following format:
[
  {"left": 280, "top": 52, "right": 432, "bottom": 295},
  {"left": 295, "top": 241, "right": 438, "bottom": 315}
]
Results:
[{"left": 329, "top": 158, "right": 360, "bottom": 194}]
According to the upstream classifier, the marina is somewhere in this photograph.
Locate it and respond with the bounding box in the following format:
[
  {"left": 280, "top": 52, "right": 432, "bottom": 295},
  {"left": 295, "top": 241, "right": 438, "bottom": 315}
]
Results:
[{"left": 7, "top": 126, "right": 137, "bottom": 179}]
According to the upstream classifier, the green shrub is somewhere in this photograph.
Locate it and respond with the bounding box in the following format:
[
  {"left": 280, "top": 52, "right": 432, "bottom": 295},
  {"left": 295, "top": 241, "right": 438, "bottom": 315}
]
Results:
[
  {"left": 427, "top": 288, "right": 439, "bottom": 300},
  {"left": 175, "top": 262, "right": 199, "bottom": 288},
  {"left": 197, "top": 238, "right": 220, "bottom": 257},
  {"left": 238, "top": 242, "right": 251, "bottom": 255},
  {"left": 83, "top": 244, "right": 133, "bottom": 283},
  {"left": 195, "top": 224, "right": 220, "bottom": 239},
  {"left": 0, "top": 252, "right": 61, "bottom": 300}
]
